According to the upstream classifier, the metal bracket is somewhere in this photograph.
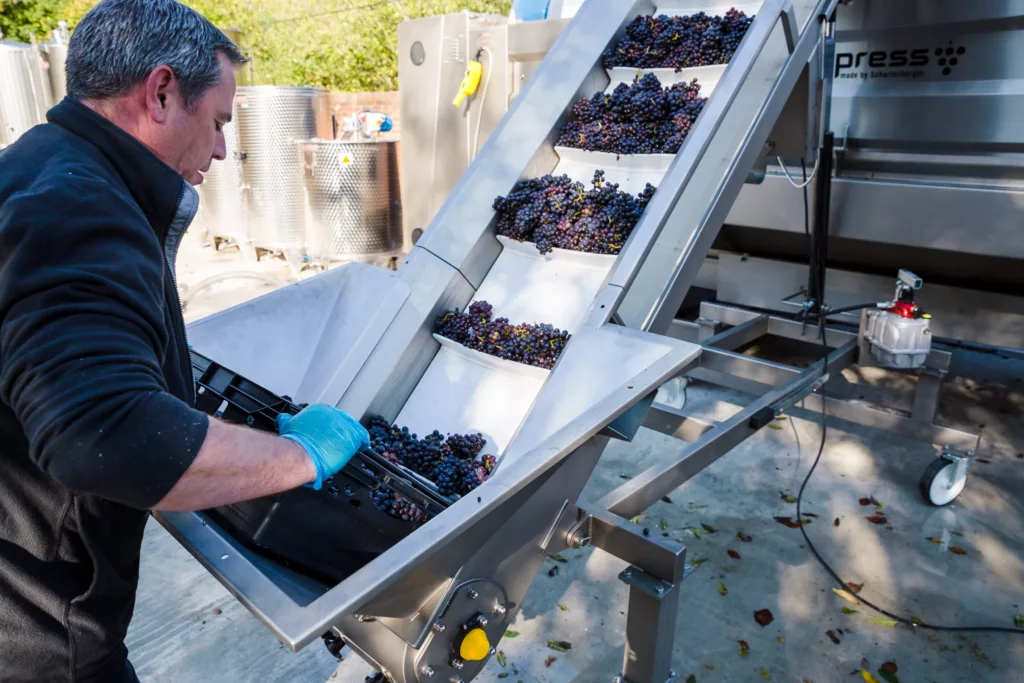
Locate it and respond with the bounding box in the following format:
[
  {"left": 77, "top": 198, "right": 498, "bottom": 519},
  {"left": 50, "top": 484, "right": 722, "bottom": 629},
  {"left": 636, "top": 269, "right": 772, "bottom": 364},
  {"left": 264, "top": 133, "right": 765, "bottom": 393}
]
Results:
[{"left": 941, "top": 447, "right": 973, "bottom": 490}]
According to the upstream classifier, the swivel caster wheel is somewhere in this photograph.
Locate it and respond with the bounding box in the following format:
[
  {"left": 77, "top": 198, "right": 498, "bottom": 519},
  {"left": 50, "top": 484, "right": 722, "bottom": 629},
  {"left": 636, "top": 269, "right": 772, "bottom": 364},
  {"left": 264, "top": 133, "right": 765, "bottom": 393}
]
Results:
[{"left": 919, "top": 449, "right": 970, "bottom": 506}]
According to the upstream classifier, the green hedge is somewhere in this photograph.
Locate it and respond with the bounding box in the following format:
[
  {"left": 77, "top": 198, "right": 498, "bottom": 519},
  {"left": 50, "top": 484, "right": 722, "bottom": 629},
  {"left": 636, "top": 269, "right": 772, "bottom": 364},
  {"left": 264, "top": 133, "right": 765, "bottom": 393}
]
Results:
[{"left": 0, "top": 0, "right": 511, "bottom": 92}]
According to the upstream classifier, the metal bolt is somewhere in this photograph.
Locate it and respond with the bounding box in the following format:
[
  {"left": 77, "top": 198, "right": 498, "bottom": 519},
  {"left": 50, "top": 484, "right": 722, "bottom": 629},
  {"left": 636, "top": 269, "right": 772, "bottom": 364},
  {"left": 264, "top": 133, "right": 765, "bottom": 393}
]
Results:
[
  {"left": 477, "top": 616, "right": 488, "bottom": 627},
  {"left": 432, "top": 621, "right": 446, "bottom": 633},
  {"left": 453, "top": 678, "right": 465, "bottom": 683},
  {"left": 452, "top": 658, "right": 464, "bottom": 670},
  {"left": 420, "top": 665, "right": 434, "bottom": 677},
  {"left": 489, "top": 647, "right": 496, "bottom": 656},
  {"left": 612, "top": 677, "right": 624, "bottom": 683},
  {"left": 623, "top": 569, "right": 632, "bottom": 578},
  {"left": 656, "top": 585, "right": 665, "bottom": 595},
  {"left": 493, "top": 603, "right": 507, "bottom": 616},
  {"left": 669, "top": 669, "right": 678, "bottom": 678},
  {"left": 246, "top": 416, "right": 255, "bottom": 426},
  {"left": 467, "top": 589, "right": 478, "bottom": 600}
]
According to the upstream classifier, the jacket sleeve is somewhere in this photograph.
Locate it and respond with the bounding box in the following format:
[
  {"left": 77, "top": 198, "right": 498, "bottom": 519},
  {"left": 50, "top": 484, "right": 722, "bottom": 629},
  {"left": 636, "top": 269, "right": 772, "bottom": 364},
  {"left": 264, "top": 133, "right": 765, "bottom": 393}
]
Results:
[{"left": 0, "top": 176, "right": 209, "bottom": 510}]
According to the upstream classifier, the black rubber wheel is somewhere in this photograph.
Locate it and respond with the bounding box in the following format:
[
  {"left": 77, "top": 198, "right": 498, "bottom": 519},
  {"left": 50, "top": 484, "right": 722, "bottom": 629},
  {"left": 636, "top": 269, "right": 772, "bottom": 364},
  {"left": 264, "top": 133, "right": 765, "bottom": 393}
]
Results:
[{"left": 919, "top": 457, "right": 966, "bottom": 507}]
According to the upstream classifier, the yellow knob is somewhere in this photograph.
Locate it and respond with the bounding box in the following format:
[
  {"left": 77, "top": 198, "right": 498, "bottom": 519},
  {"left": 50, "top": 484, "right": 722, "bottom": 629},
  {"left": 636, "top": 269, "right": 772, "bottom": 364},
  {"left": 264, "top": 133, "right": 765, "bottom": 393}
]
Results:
[{"left": 459, "top": 628, "right": 491, "bottom": 662}]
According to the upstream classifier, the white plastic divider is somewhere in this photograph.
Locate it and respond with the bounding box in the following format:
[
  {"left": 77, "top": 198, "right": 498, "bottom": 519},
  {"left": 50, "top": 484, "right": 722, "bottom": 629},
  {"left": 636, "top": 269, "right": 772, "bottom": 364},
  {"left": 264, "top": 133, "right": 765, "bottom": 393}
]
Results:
[
  {"left": 393, "top": 334, "right": 548, "bottom": 458},
  {"left": 553, "top": 146, "right": 673, "bottom": 196},
  {"left": 653, "top": 1, "right": 763, "bottom": 18},
  {"left": 469, "top": 235, "right": 617, "bottom": 333},
  {"left": 605, "top": 64, "right": 727, "bottom": 94}
]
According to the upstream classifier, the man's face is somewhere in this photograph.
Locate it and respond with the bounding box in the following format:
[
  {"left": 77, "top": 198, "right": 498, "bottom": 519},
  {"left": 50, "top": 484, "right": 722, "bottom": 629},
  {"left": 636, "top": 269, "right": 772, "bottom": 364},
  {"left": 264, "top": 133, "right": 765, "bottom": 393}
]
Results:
[{"left": 166, "top": 52, "right": 236, "bottom": 185}]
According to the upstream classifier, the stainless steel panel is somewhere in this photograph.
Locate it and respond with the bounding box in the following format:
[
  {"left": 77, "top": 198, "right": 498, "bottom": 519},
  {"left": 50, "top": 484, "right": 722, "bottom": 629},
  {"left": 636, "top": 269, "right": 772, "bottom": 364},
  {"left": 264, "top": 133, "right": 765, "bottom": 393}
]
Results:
[
  {"left": 0, "top": 42, "right": 53, "bottom": 147},
  {"left": 200, "top": 112, "right": 247, "bottom": 242},
  {"left": 41, "top": 28, "right": 69, "bottom": 103},
  {"left": 831, "top": 0, "right": 1024, "bottom": 152},
  {"left": 302, "top": 140, "right": 402, "bottom": 261},
  {"left": 234, "top": 86, "right": 330, "bottom": 252},
  {"left": 397, "top": 13, "right": 509, "bottom": 251}
]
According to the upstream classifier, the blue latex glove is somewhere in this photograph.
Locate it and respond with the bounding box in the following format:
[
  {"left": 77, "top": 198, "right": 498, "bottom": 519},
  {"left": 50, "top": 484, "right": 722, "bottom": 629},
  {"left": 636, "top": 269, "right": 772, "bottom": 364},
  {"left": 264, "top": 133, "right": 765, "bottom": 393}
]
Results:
[{"left": 276, "top": 405, "right": 369, "bottom": 490}]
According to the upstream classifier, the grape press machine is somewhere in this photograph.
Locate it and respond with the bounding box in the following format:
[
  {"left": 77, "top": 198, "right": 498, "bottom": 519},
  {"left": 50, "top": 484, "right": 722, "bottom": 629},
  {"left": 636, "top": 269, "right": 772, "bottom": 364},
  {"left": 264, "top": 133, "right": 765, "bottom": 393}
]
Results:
[{"left": 158, "top": 1, "right": 1015, "bottom": 681}]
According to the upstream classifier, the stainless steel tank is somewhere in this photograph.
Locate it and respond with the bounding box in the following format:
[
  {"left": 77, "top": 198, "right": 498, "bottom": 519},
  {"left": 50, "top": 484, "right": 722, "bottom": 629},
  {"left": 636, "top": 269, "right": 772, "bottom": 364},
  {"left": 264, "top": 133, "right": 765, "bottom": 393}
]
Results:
[
  {"left": 0, "top": 41, "right": 54, "bottom": 147},
  {"left": 198, "top": 112, "right": 247, "bottom": 245},
  {"left": 41, "top": 23, "right": 70, "bottom": 103},
  {"left": 301, "top": 140, "right": 402, "bottom": 262},
  {"left": 234, "top": 86, "right": 331, "bottom": 254}
]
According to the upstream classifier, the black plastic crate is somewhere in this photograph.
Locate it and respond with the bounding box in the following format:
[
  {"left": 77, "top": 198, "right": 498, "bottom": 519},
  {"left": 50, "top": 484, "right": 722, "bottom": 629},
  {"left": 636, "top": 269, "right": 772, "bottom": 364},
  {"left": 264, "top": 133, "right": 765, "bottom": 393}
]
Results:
[{"left": 190, "top": 350, "right": 449, "bottom": 583}]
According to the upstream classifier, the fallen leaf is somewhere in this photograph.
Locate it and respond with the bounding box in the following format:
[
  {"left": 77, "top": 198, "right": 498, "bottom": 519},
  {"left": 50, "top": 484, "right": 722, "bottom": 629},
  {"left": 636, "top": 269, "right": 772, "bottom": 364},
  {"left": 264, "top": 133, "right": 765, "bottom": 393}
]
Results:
[
  {"left": 877, "top": 668, "right": 900, "bottom": 683},
  {"left": 803, "top": 513, "right": 820, "bottom": 518},
  {"left": 833, "top": 588, "right": 861, "bottom": 605},
  {"left": 874, "top": 503, "right": 885, "bottom": 511},
  {"left": 777, "top": 636, "right": 785, "bottom": 643},
  {"left": 551, "top": 554, "right": 568, "bottom": 563},
  {"left": 662, "top": 495, "right": 674, "bottom": 504},
  {"left": 761, "top": 667, "right": 772, "bottom": 680},
  {"left": 682, "top": 526, "right": 703, "bottom": 539},
  {"left": 659, "top": 519, "right": 668, "bottom": 530},
  {"left": 497, "top": 651, "right": 507, "bottom": 667},
  {"left": 826, "top": 629, "right": 840, "bottom": 644},
  {"left": 689, "top": 503, "right": 707, "bottom": 510},
  {"left": 754, "top": 609, "right": 774, "bottom": 627},
  {"left": 704, "top": 664, "right": 716, "bottom": 670},
  {"left": 911, "top": 616, "right": 923, "bottom": 626},
  {"left": 212, "top": 608, "right": 222, "bottom": 615},
  {"left": 618, "top": 474, "right": 631, "bottom": 479},
  {"left": 504, "top": 630, "right": 520, "bottom": 638},
  {"left": 868, "top": 618, "right": 898, "bottom": 627},
  {"left": 557, "top": 604, "right": 568, "bottom": 612},
  {"left": 686, "top": 676, "right": 696, "bottom": 683},
  {"left": 866, "top": 515, "right": 888, "bottom": 525},
  {"left": 691, "top": 557, "right": 709, "bottom": 568},
  {"left": 847, "top": 582, "right": 864, "bottom": 593},
  {"left": 860, "top": 658, "right": 870, "bottom": 670},
  {"left": 701, "top": 522, "right": 718, "bottom": 533},
  {"left": 776, "top": 416, "right": 788, "bottom": 421},
  {"left": 842, "top": 607, "right": 859, "bottom": 615},
  {"left": 880, "top": 661, "right": 898, "bottom": 674},
  {"left": 885, "top": 525, "right": 894, "bottom": 531},
  {"left": 546, "top": 640, "right": 571, "bottom": 652},
  {"left": 737, "top": 530, "right": 753, "bottom": 543},
  {"left": 548, "top": 566, "right": 559, "bottom": 577},
  {"left": 728, "top": 549, "right": 742, "bottom": 559},
  {"left": 774, "top": 516, "right": 809, "bottom": 529},
  {"left": 974, "top": 647, "right": 988, "bottom": 661},
  {"left": 861, "top": 671, "right": 880, "bottom": 683},
  {"left": 718, "top": 581, "right": 728, "bottom": 596},
  {"left": 662, "top": 532, "right": 669, "bottom": 537},
  {"left": 780, "top": 492, "right": 798, "bottom": 503},
  {"left": 768, "top": 423, "right": 783, "bottom": 430},
  {"left": 925, "top": 536, "right": 943, "bottom": 544},
  {"left": 976, "top": 457, "right": 992, "bottom": 464},
  {"left": 951, "top": 531, "right": 964, "bottom": 537},
  {"left": 544, "top": 656, "right": 556, "bottom": 667},
  {"left": 738, "top": 640, "right": 750, "bottom": 657},
  {"left": 858, "top": 497, "right": 872, "bottom": 506},
  {"left": 497, "top": 674, "right": 509, "bottom": 680},
  {"left": 949, "top": 546, "right": 968, "bottom": 556},
  {"left": 1014, "top": 615, "right": 1024, "bottom": 628},
  {"left": 629, "top": 516, "right": 642, "bottom": 524}
]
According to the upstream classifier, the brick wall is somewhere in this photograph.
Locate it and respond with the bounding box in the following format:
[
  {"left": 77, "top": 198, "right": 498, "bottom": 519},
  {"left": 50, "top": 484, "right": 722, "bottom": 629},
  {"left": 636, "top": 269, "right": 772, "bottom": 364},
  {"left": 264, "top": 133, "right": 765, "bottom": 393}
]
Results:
[{"left": 326, "top": 91, "right": 401, "bottom": 140}]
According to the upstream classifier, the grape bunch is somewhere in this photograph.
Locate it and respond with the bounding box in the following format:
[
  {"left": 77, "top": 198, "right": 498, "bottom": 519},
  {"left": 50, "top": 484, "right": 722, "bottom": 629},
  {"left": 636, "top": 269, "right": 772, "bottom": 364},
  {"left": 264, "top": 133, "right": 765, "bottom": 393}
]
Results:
[
  {"left": 492, "top": 171, "right": 655, "bottom": 255},
  {"left": 558, "top": 73, "right": 706, "bottom": 155},
  {"left": 602, "top": 9, "right": 754, "bottom": 70},
  {"left": 371, "top": 485, "right": 424, "bottom": 523},
  {"left": 367, "top": 416, "right": 495, "bottom": 503},
  {"left": 435, "top": 300, "right": 571, "bottom": 370}
]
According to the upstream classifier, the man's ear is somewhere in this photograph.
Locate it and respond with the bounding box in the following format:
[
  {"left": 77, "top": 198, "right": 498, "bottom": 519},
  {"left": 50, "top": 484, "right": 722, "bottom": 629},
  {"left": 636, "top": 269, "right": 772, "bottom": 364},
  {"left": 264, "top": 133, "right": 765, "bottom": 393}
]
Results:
[{"left": 145, "top": 65, "right": 177, "bottom": 123}]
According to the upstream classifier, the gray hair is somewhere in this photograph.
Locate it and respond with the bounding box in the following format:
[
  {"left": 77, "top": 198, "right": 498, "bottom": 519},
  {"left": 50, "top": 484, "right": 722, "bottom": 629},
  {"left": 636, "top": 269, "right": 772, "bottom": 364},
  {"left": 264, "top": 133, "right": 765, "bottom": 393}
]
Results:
[{"left": 66, "top": 0, "right": 248, "bottom": 109}]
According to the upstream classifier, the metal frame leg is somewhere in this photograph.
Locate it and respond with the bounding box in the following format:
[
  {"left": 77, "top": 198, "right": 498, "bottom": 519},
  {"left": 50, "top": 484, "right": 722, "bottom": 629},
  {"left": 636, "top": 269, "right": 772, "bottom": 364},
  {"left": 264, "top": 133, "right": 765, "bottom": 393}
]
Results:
[
  {"left": 619, "top": 567, "right": 681, "bottom": 683},
  {"left": 912, "top": 370, "right": 944, "bottom": 423}
]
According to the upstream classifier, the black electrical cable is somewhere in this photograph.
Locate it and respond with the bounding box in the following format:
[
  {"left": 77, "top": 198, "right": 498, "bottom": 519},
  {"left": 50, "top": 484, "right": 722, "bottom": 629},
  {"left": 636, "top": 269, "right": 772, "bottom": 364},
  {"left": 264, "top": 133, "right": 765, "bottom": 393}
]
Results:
[{"left": 793, "top": 172, "right": 1024, "bottom": 635}]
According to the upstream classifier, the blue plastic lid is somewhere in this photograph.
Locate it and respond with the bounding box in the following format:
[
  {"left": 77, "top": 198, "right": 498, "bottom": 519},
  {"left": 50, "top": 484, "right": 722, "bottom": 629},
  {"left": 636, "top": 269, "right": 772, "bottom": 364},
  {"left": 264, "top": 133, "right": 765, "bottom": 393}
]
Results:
[{"left": 512, "top": 0, "right": 549, "bottom": 21}]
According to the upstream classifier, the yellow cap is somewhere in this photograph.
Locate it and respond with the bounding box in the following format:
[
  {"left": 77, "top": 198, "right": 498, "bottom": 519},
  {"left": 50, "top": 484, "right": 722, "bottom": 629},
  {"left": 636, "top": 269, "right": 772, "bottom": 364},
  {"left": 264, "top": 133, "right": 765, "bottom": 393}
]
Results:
[{"left": 459, "top": 628, "right": 491, "bottom": 661}]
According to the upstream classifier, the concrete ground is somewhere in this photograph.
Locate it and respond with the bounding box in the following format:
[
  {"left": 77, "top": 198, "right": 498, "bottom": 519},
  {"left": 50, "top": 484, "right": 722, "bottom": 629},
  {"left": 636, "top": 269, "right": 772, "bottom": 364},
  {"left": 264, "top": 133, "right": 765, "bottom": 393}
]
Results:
[{"left": 129, "top": 232, "right": 1024, "bottom": 683}]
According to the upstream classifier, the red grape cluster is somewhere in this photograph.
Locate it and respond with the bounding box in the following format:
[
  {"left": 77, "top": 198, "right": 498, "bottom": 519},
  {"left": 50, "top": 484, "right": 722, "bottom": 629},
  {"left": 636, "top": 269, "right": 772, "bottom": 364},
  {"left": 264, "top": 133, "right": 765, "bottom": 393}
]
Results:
[
  {"left": 435, "top": 300, "right": 570, "bottom": 370},
  {"left": 602, "top": 9, "right": 754, "bottom": 70},
  {"left": 558, "top": 73, "right": 706, "bottom": 155},
  {"left": 367, "top": 416, "right": 496, "bottom": 515},
  {"left": 493, "top": 171, "right": 655, "bottom": 255}
]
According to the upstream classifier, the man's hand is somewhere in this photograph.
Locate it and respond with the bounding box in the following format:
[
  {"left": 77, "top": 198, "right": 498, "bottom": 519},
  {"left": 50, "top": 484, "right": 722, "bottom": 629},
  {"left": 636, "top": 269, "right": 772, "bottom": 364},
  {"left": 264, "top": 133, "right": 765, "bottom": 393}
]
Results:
[{"left": 276, "top": 405, "right": 370, "bottom": 490}]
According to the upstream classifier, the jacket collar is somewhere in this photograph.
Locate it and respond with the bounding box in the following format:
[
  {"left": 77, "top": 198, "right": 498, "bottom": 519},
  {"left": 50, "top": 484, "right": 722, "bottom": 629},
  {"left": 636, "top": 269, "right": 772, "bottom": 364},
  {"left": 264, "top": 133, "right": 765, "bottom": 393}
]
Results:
[{"left": 46, "top": 97, "right": 189, "bottom": 245}]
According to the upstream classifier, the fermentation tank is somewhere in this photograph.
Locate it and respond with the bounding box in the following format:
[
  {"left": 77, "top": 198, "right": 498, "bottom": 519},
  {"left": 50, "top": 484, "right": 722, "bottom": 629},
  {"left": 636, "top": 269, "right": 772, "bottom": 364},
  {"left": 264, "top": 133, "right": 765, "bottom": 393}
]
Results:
[
  {"left": 41, "top": 22, "right": 70, "bottom": 103},
  {"left": 199, "top": 112, "right": 248, "bottom": 248},
  {"left": 234, "top": 86, "right": 331, "bottom": 254},
  {"left": 301, "top": 140, "right": 402, "bottom": 263},
  {"left": 0, "top": 41, "right": 53, "bottom": 147}
]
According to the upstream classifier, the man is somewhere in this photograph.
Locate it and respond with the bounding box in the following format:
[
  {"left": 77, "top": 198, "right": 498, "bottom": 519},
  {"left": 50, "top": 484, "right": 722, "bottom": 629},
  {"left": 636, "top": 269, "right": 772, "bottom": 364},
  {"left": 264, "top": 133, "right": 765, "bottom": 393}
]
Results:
[{"left": 0, "top": 2, "right": 369, "bottom": 681}]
